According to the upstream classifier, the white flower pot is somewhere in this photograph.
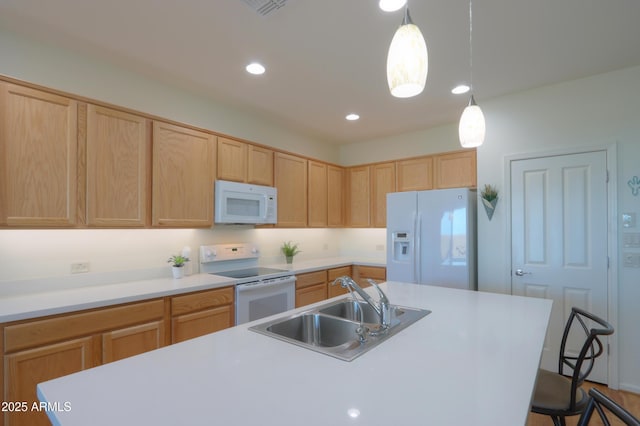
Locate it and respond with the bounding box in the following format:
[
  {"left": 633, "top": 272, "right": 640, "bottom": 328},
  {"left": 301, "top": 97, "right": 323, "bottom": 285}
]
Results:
[{"left": 172, "top": 266, "right": 185, "bottom": 279}]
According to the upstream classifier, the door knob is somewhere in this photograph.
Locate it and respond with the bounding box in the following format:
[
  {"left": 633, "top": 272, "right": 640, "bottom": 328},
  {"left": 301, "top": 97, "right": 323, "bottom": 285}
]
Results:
[{"left": 515, "top": 269, "right": 531, "bottom": 276}]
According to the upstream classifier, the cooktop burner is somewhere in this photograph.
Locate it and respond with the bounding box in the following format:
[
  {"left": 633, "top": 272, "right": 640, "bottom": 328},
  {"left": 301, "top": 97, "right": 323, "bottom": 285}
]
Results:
[{"left": 211, "top": 267, "right": 288, "bottom": 279}]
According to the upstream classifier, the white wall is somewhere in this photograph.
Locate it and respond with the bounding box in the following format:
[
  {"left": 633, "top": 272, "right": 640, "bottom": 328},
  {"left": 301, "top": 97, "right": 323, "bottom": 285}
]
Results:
[
  {"left": 339, "top": 122, "right": 460, "bottom": 166},
  {"left": 0, "top": 28, "right": 339, "bottom": 164},
  {"left": 476, "top": 66, "right": 640, "bottom": 393}
]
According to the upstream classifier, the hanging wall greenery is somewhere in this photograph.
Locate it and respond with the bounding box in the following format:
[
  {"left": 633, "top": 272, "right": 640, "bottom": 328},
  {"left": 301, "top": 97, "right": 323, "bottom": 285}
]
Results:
[{"left": 480, "top": 184, "right": 499, "bottom": 220}]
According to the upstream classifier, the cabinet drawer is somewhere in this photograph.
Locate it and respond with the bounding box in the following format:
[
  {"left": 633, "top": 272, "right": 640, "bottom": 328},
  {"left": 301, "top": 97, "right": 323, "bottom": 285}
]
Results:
[
  {"left": 170, "top": 286, "right": 234, "bottom": 316},
  {"left": 327, "top": 266, "right": 352, "bottom": 281},
  {"left": 295, "top": 270, "right": 327, "bottom": 289},
  {"left": 171, "top": 305, "right": 234, "bottom": 344},
  {"left": 357, "top": 266, "right": 386, "bottom": 280},
  {"left": 296, "top": 283, "right": 327, "bottom": 308},
  {"left": 4, "top": 299, "right": 165, "bottom": 353}
]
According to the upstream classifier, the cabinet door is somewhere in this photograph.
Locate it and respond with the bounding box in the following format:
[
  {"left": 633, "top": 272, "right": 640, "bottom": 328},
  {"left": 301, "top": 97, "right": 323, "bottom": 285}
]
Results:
[
  {"left": 397, "top": 156, "right": 433, "bottom": 191},
  {"left": 86, "top": 105, "right": 150, "bottom": 227},
  {"left": 217, "top": 137, "right": 247, "bottom": 182},
  {"left": 274, "top": 152, "right": 307, "bottom": 227},
  {"left": 354, "top": 265, "right": 386, "bottom": 288},
  {"left": 347, "top": 166, "right": 370, "bottom": 227},
  {"left": 102, "top": 320, "right": 165, "bottom": 363},
  {"left": 152, "top": 121, "right": 215, "bottom": 227},
  {"left": 4, "top": 337, "right": 96, "bottom": 426},
  {"left": 0, "top": 83, "right": 78, "bottom": 227},
  {"left": 307, "top": 161, "right": 328, "bottom": 227},
  {"left": 296, "top": 284, "right": 327, "bottom": 308},
  {"left": 327, "top": 266, "right": 352, "bottom": 298},
  {"left": 370, "top": 162, "right": 396, "bottom": 228},
  {"left": 433, "top": 150, "right": 477, "bottom": 189},
  {"left": 171, "top": 306, "right": 234, "bottom": 344},
  {"left": 327, "top": 165, "right": 345, "bottom": 227},
  {"left": 247, "top": 145, "right": 274, "bottom": 186}
]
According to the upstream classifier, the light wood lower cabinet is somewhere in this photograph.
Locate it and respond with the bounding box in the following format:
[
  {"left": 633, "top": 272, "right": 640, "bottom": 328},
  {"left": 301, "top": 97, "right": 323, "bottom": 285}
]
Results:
[
  {"left": 2, "top": 299, "right": 166, "bottom": 426},
  {"left": 327, "top": 266, "right": 352, "bottom": 298},
  {"left": 102, "top": 320, "right": 164, "bottom": 363},
  {"left": 353, "top": 265, "right": 387, "bottom": 289},
  {"left": 4, "top": 337, "right": 96, "bottom": 426},
  {"left": 295, "top": 270, "right": 328, "bottom": 308},
  {"left": 170, "top": 286, "right": 234, "bottom": 344}
]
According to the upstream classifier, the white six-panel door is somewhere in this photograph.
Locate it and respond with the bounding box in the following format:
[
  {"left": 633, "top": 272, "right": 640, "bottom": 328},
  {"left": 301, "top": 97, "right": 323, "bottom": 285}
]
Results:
[{"left": 511, "top": 150, "right": 609, "bottom": 383}]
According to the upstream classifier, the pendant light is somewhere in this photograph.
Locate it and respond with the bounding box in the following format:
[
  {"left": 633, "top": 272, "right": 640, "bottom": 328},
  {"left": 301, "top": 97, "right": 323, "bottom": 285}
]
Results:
[
  {"left": 386, "top": 4, "right": 428, "bottom": 98},
  {"left": 459, "top": 0, "right": 485, "bottom": 147}
]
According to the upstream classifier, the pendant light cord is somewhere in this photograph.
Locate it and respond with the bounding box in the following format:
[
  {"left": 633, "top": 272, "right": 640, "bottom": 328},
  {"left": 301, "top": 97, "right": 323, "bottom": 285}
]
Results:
[{"left": 469, "top": 0, "right": 474, "bottom": 93}]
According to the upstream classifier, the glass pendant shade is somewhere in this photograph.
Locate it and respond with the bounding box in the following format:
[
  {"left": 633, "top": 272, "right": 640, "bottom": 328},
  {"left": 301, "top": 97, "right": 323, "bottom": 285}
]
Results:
[
  {"left": 458, "top": 95, "right": 485, "bottom": 148},
  {"left": 386, "top": 9, "right": 428, "bottom": 98}
]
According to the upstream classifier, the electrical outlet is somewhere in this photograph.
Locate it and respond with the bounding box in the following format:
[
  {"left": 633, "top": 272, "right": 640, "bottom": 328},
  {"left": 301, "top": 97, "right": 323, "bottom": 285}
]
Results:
[
  {"left": 323, "top": 243, "right": 329, "bottom": 250},
  {"left": 71, "top": 262, "right": 90, "bottom": 274},
  {"left": 375, "top": 244, "right": 385, "bottom": 251}
]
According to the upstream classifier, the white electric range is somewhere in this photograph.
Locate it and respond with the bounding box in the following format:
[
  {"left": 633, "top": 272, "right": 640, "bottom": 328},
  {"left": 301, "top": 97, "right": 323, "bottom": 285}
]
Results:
[{"left": 199, "top": 243, "right": 296, "bottom": 325}]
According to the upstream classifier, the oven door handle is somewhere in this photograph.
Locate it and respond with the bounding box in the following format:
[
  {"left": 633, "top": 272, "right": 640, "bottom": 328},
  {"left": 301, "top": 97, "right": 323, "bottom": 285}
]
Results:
[{"left": 236, "top": 276, "right": 296, "bottom": 292}]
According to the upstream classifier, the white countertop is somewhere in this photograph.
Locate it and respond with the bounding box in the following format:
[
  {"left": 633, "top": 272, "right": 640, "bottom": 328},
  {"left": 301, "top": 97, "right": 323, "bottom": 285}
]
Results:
[
  {"left": 0, "top": 257, "right": 385, "bottom": 323},
  {"left": 37, "top": 282, "right": 552, "bottom": 426}
]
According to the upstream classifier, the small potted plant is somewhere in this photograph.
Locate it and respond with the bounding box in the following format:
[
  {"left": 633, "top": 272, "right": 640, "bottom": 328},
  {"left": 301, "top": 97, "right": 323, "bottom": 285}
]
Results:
[
  {"left": 480, "top": 184, "right": 499, "bottom": 221},
  {"left": 281, "top": 241, "right": 301, "bottom": 264},
  {"left": 167, "top": 254, "right": 189, "bottom": 279}
]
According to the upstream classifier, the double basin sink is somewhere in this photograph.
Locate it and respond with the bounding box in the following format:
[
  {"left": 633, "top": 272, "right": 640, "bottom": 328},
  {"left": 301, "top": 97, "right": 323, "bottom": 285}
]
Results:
[{"left": 249, "top": 297, "right": 431, "bottom": 361}]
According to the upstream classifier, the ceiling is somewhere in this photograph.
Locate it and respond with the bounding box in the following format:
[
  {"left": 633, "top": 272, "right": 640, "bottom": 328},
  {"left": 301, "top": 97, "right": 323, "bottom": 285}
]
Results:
[{"left": 1, "top": 0, "right": 640, "bottom": 145}]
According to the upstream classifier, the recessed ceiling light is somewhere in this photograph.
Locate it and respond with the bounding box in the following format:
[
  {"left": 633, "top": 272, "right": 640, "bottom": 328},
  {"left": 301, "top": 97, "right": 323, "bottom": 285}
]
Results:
[
  {"left": 345, "top": 113, "right": 360, "bottom": 121},
  {"left": 379, "top": 0, "right": 407, "bottom": 12},
  {"left": 452, "top": 84, "right": 470, "bottom": 95},
  {"left": 246, "top": 62, "right": 265, "bottom": 75}
]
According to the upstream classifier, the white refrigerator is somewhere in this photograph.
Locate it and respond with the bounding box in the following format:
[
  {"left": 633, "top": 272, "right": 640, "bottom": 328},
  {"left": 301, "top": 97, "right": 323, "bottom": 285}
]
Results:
[{"left": 386, "top": 188, "right": 477, "bottom": 290}]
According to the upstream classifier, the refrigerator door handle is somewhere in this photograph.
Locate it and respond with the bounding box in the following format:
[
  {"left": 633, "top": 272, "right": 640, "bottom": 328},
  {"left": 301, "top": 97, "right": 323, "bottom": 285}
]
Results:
[{"left": 415, "top": 211, "right": 421, "bottom": 283}]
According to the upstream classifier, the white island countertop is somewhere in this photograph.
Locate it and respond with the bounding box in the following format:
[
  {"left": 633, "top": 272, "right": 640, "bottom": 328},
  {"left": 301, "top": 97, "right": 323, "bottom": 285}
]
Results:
[{"left": 37, "top": 282, "right": 552, "bottom": 426}]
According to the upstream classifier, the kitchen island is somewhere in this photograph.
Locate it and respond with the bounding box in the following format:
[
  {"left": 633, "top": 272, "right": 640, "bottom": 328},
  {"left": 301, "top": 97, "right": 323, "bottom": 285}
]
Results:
[{"left": 37, "top": 282, "right": 551, "bottom": 426}]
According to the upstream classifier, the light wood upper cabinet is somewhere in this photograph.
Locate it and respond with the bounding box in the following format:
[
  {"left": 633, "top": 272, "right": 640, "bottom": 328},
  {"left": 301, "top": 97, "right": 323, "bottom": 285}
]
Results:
[
  {"left": 0, "top": 83, "right": 78, "bottom": 227},
  {"left": 217, "top": 138, "right": 274, "bottom": 186},
  {"left": 433, "top": 150, "right": 477, "bottom": 189},
  {"left": 308, "top": 161, "right": 328, "bottom": 227},
  {"left": 396, "top": 156, "right": 433, "bottom": 192},
  {"left": 217, "top": 137, "right": 247, "bottom": 182},
  {"left": 152, "top": 121, "right": 215, "bottom": 227},
  {"left": 274, "top": 152, "right": 307, "bottom": 227},
  {"left": 86, "top": 105, "right": 150, "bottom": 227},
  {"left": 347, "top": 165, "right": 370, "bottom": 227},
  {"left": 327, "top": 165, "right": 345, "bottom": 227},
  {"left": 371, "top": 162, "right": 396, "bottom": 228},
  {"left": 247, "top": 144, "right": 274, "bottom": 186}
]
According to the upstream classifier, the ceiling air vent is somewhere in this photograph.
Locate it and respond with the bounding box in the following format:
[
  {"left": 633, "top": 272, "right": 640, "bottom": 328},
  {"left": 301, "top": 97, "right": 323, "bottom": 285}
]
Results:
[{"left": 241, "top": 0, "right": 288, "bottom": 16}]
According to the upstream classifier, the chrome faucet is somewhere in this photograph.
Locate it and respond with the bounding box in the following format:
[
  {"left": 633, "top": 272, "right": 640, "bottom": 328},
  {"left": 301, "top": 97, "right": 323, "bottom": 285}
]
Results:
[{"left": 332, "top": 276, "right": 391, "bottom": 332}]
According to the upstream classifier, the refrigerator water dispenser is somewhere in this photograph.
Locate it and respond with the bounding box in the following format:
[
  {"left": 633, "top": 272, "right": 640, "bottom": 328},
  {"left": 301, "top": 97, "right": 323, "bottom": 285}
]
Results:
[{"left": 392, "top": 232, "right": 412, "bottom": 261}]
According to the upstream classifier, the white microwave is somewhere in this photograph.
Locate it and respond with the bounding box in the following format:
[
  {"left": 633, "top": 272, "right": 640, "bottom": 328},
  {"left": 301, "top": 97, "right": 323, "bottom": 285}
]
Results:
[{"left": 214, "top": 180, "right": 277, "bottom": 224}]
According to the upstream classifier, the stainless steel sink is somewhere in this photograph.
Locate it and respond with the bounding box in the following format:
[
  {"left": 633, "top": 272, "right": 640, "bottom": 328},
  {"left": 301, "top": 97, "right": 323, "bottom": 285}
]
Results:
[
  {"left": 267, "top": 313, "right": 360, "bottom": 347},
  {"left": 249, "top": 297, "right": 431, "bottom": 361}
]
